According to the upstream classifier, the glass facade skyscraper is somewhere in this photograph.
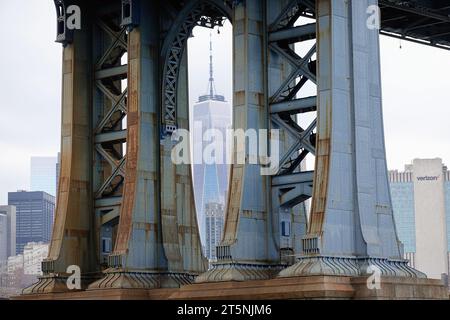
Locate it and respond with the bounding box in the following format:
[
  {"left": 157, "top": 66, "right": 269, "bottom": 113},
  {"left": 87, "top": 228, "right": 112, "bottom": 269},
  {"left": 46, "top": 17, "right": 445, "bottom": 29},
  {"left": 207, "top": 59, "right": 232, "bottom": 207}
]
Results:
[
  {"left": 191, "top": 35, "right": 231, "bottom": 248},
  {"left": 30, "top": 157, "right": 57, "bottom": 197},
  {"left": 205, "top": 202, "right": 224, "bottom": 261},
  {"left": 192, "top": 99, "right": 231, "bottom": 247},
  {"left": 8, "top": 191, "right": 55, "bottom": 255},
  {"left": 389, "top": 172, "right": 416, "bottom": 253}
]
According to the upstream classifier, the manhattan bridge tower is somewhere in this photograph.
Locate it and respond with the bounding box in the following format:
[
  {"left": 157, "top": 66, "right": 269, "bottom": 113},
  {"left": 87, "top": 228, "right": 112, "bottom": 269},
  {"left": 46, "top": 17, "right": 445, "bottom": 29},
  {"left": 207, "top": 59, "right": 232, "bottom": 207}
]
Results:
[{"left": 22, "top": 0, "right": 450, "bottom": 299}]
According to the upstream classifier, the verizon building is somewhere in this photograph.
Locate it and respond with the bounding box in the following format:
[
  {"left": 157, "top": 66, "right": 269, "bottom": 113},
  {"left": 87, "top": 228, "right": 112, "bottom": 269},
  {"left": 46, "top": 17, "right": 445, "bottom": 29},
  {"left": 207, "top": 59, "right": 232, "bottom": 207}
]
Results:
[{"left": 389, "top": 158, "right": 450, "bottom": 280}]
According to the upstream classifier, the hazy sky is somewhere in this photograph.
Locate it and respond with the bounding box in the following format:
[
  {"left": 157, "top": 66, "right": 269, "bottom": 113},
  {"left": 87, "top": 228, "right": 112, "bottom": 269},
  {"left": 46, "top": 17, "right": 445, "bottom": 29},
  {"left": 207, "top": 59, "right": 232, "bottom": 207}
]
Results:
[
  {"left": 0, "top": 1, "right": 449, "bottom": 204},
  {"left": 0, "top": 1, "right": 62, "bottom": 204}
]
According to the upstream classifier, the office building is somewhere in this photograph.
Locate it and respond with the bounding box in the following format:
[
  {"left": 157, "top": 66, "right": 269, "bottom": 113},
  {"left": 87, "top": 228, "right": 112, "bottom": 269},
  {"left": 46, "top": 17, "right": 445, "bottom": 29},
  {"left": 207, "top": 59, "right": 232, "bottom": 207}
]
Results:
[
  {"left": 5, "top": 254, "right": 24, "bottom": 288},
  {"left": 8, "top": 191, "right": 55, "bottom": 254},
  {"left": 0, "top": 242, "right": 49, "bottom": 291},
  {"left": 7, "top": 254, "right": 23, "bottom": 275},
  {"left": 0, "top": 213, "right": 6, "bottom": 263},
  {"left": 30, "top": 156, "right": 57, "bottom": 197},
  {"left": 0, "top": 261, "right": 7, "bottom": 288},
  {"left": 56, "top": 152, "right": 61, "bottom": 198},
  {"left": 191, "top": 35, "right": 231, "bottom": 245},
  {"left": 389, "top": 158, "right": 450, "bottom": 279},
  {"left": 23, "top": 242, "right": 49, "bottom": 275},
  {"left": 204, "top": 202, "right": 225, "bottom": 261},
  {"left": 0, "top": 206, "right": 16, "bottom": 262}
]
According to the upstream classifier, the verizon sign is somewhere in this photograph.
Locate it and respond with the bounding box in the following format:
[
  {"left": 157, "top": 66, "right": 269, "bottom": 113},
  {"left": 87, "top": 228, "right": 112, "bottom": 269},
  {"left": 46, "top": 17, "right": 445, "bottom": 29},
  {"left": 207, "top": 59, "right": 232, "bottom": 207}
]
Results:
[{"left": 416, "top": 175, "right": 440, "bottom": 182}]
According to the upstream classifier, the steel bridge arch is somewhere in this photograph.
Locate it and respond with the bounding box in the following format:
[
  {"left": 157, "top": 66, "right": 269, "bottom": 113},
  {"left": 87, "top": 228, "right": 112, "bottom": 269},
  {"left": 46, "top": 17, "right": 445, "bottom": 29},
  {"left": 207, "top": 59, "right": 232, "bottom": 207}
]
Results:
[{"left": 160, "top": 0, "right": 233, "bottom": 134}]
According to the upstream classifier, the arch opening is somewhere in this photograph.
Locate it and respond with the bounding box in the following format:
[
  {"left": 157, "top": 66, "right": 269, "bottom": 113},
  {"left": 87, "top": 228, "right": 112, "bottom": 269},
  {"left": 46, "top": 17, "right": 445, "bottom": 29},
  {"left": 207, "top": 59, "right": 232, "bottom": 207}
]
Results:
[
  {"left": 161, "top": 0, "right": 233, "bottom": 265},
  {"left": 187, "top": 20, "right": 233, "bottom": 265}
]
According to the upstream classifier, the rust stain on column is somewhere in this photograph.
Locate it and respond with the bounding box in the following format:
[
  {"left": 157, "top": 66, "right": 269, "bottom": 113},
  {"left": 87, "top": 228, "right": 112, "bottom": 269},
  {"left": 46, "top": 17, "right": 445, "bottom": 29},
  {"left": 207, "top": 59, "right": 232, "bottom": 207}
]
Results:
[{"left": 114, "top": 28, "right": 140, "bottom": 253}]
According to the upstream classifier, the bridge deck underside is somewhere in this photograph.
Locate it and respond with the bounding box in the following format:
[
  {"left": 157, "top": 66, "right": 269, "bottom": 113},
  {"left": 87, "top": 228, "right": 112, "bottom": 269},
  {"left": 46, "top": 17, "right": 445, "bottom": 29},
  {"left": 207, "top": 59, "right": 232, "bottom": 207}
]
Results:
[{"left": 380, "top": 0, "right": 450, "bottom": 50}]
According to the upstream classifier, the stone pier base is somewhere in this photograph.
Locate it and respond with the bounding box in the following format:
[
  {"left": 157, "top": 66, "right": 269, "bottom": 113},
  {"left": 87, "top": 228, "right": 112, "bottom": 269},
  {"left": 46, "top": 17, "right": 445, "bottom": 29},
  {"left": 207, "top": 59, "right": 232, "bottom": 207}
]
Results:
[
  {"left": 16, "top": 288, "right": 178, "bottom": 300},
  {"left": 14, "top": 276, "right": 449, "bottom": 300},
  {"left": 171, "top": 276, "right": 448, "bottom": 300}
]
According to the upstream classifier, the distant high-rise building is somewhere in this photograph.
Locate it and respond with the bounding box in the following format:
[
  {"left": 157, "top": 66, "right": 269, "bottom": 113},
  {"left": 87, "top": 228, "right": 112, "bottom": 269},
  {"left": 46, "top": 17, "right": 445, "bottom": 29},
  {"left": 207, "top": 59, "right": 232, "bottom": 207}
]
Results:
[
  {"left": 0, "top": 206, "right": 16, "bottom": 262},
  {"left": 191, "top": 34, "right": 231, "bottom": 246},
  {"left": 0, "top": 213, "right": 7, "bottom": 263},
  {"left": 56, "top": 152, "right": 61, "bottom": 199},
  {"left": 205, "top": 202, "right": 224, "bottom": 261},
  {"left": 30, "top": 156, "right": 57, "bottom": 197},
  {"left": 389, "top": 158, "right": 450, "bottom": 280},
  {"left": 8, "top": 191, "right": 55, "bottom": 255}
]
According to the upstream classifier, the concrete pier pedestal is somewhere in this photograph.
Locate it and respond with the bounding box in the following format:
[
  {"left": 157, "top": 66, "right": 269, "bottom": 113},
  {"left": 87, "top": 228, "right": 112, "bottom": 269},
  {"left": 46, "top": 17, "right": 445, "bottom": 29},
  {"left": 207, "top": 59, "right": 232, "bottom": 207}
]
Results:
[{"left": 16, "top": 276, "right": 448, "bottom": 300}]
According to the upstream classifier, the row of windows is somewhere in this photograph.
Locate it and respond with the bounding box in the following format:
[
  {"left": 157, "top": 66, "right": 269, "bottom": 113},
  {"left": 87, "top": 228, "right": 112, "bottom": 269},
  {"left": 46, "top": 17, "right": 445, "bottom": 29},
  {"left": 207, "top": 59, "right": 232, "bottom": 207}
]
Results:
[
  {"left": 390, "top": 183, "right": 416, "bottom": 253},
  {"left": 11, "top": 200, "right": 54, "bottom": 255}
]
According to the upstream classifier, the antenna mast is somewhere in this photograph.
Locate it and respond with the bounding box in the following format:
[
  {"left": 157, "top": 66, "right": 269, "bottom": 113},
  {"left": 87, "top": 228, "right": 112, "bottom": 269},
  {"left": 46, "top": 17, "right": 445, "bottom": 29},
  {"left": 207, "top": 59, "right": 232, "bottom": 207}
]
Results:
[{"left": 209, "top": 33, "right": 215, "bottom": 98}]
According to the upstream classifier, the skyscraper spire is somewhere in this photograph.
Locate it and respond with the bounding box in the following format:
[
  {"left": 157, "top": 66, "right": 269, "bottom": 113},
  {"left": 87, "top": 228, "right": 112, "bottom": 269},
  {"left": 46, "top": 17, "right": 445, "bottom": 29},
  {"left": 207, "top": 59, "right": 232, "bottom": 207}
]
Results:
[
  {"left": 198, "top": 33, "right": 225, "bottom": 103},
  {"left": 209, "top": 33, "right": 215, "bottom": 97}
]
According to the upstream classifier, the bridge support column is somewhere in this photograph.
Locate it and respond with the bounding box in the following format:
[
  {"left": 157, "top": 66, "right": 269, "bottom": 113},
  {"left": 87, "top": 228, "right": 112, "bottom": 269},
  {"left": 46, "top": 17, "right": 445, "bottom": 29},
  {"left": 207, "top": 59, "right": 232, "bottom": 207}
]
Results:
[
  {"left": 279, "top": 0, "right": 423, "bottom": 278},
  {"left": 88, "top": 0, "right": 206, "bottom": 291},
  {"left": 23, "top": 0, "right": 98, "bottom": 294}
]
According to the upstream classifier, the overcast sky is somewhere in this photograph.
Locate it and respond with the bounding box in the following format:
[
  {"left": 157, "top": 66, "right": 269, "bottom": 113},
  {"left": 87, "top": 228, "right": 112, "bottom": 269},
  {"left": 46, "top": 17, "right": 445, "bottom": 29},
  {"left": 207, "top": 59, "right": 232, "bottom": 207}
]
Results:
[{"left": 0, "top": 1, "right": 449, "bottom": 204}]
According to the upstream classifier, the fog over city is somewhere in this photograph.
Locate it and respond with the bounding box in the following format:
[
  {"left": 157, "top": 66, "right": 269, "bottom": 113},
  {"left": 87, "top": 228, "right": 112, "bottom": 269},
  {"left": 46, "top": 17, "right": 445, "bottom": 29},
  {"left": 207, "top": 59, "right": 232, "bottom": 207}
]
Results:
[{"left": 0, "top": 1, "right": 449, "bottom": 204}]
